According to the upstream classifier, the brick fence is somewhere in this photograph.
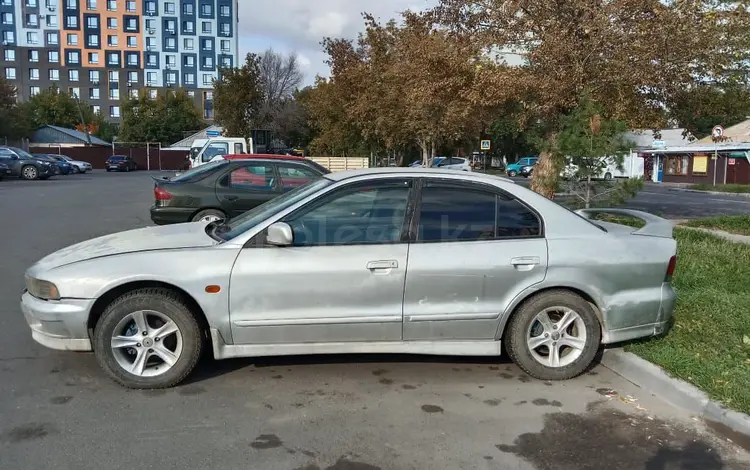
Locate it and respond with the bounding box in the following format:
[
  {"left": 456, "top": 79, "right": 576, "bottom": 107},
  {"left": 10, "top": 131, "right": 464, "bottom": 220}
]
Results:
[{"left": 29, "top": 145, "right": 190, "bottom": 171}]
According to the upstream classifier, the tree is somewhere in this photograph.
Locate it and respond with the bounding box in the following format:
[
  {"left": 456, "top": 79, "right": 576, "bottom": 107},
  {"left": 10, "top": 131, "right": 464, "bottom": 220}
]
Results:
[
  {"left": 257, "top": 48, "right": 305, "bottom": 141},
  {"left": 433, "top": 0, "right": 750, "bottom": 198},
  {"left": 120, "top": 89, "right": 203, "bottom": 144},
  {"left": 22, "top": 85, "right": 90, "bottom": 130},
  {"left": 0, "top": 78, "right": 29, "bottom": 141},
  {"left": 555, "top": 93, "right": 642, "bottom": 209},
  {"left": 669, "top": 83, "right": 750, "bottom": 140},
  {"left": 213, "top": 53, "right": 264, "bottom": 139}
]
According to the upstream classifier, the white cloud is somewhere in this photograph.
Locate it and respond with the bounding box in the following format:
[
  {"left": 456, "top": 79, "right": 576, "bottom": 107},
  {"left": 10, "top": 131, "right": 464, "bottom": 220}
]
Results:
[{"left": 238, "top": 0, "right": 436, "bottom": 83}]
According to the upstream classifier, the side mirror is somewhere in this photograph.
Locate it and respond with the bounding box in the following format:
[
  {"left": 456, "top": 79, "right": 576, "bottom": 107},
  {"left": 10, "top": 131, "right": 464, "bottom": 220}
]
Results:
[{"left": 266, "top": 222, "right": 293, "bottom": 247}]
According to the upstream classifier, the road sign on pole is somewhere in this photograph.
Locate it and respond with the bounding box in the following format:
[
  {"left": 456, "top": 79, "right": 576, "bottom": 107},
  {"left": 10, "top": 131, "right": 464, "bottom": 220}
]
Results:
[
  {"left": 480, "top": 140, "right": 491, "bottom": 151},
  {"left": 711, "top": 125, "right": 724, "bottom": 141}
]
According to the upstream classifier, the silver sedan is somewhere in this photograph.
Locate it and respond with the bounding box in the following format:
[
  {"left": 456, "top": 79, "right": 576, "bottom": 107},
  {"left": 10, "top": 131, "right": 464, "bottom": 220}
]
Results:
[{"left": 21, "top": 168, "right": 677, "bottom": 389}]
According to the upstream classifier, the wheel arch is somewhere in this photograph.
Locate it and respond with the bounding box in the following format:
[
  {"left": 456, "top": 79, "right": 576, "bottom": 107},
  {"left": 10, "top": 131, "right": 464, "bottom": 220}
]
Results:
[
  {"left": 86, "top": 280, "right": 211, "bottom": 344},
  {"left": 496, "top": 285, "right": 604, "bottom": 341}
]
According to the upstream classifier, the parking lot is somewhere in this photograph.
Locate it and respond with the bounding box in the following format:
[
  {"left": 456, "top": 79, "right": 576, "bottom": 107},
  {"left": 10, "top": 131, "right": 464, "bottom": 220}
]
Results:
[{"left": 1, "top": 171, "right": 748, "bottom": 469}]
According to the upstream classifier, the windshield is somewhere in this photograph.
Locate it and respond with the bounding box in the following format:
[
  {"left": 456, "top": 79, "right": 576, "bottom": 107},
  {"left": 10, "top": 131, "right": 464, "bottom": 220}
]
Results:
[
  {"left": 172, "top": 159, "right": 228, "bottom": 182},
  {"left": 9, "top": 147, "right": 32, "bottom": 159},
  {"left": 216, "top": 178, "right": 333, "bottom": 241},
  {"left": 61, "top": 156, "right": 73, "bottom": 161}
]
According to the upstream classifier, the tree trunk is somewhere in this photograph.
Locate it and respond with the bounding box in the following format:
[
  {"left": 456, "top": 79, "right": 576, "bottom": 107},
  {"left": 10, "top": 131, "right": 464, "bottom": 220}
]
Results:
[
  {"left": 530, "top": 134, "right": 559, "bottom": 200},
  {"left": 585, "top": 174, "right": 591, "bottom": 209},
  {"left": 419, "top": 138, "right": 431, "bottom": 166}
]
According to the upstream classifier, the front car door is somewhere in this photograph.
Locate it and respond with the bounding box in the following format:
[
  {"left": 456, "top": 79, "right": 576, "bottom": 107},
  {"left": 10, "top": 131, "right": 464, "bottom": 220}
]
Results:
[
  {"left": 215, "top": 162, "right": 280, "bottom": 217},
  {"left": 228, "top": 178, "right": 414, "bottom": 345},
  {"left": 403, "top": 178, "right": 548, "bottom": 340}
]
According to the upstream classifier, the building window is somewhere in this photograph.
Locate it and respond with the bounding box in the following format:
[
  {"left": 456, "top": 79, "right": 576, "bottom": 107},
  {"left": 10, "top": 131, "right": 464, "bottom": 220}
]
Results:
[
  {"left": 26, "top": 13, "right": 38, "bottom": 27},
  {"left": 146, "top": 54, "right": 157, "bottom": 67},
  {"left": 145, "top": 0, "right": 155, "bottom": 14},
  {"left": 184, "top": 38, "right": 194, "bottom": 50},
  {"left": 201, "top": 38, "right": 212, "bottom": 50},
  {"left": 109, "top": 88, "right": 119, "bottom": 100},
  {"left": 200, "top": 3, "right": 211, "bottom": 16},
  {"left": 146, "top": 71, "right": 156, "bottom": 84},
  {"left": 67, "top": 51, "right": 80, "bottom": 64},
  {"left": 65, "top": 15, "right": 78, "bottom": 28},
  {"left": 29, "top": 68, "right": 40, "bottom": 80},
  {"left": 1, "top": 12, "right": 12, "bottom": 24},
  {"left": 146, "top": 37, "right": 156, "bottom": 49},
  {"left": 48, "top": 69, "right": 59, "bottom": 80},
  {"left": 126, "top": 17, "right": 136, "bottom": 31},
  {"left": 87, "top": 34, "right": 99, "bottom": 46},
  {"left": 125, "top": 0, "right": 135, "bottom": 11},
  {"left": 145, "top": 18, "right": 155, "bottom": 31},
  {"left": 46, "top": 32, "right": 59, "bottom": 45},
  {"left": 28, "top": 0, "right": 38, "bottom": 7},
  {"left": 127, "top": 36, "right": 136, "bottom": 47},
  {"left": 28, "top": 50, "right": 39, "bottom": 62},
  {"left": 67, "top": 33, "right": 78, "bottom": 45},
  {"left": 107, "top": 17, "right": 117, "bottom": 29},
  {"left": 149, "top": 89, "right": 157, "bottom": 99},
  {"left": 129, "top": 88, "right": 138, "bottom": 98},
  {"left": 2, "top": 31, "right": 15, "bottom": 44},
  {"left": 164, "top": 2, "right": 174, "bottom": 14},
  {"left": 127, "top": 70, "right": 137, "bottom": 83},
  {"left": 183, "top": 73, "right": 195, "bottom": 85},
  {"left": 4, "top": 68, "right": 16, "bottom": 79},
  {"left": 664, "top": 155, "right": 690, "bottom": 176},
  {"left": 126, "top": 52, "right": 138, "bottom": 65},
  {"left": 220, "top": 5, "right": 230, "bottom": 17},
  {"left": 221, "top": 56, "right": 231, "bottom": 68},
  {"left": 106, "top": 0, "right": 115, "bottom": 10},
  {"left": 92, "top": 105, "right": 101, "bottom": 114},
  {"left": 201, "top": 21, "right": 211, "bottom": 34},
  {"left": 166, "top": 37, "right": 176, "bottom": 49},
  {"left": 108, "top": 52, "right": 119, "bottom": 65},
  {"left": 110, "top": 106, "right": 120, "bottom": 118},
  {"left": 109, "top": 70, "right": 119, "bottom": 82},
  {"left": 166, "top": 55, "right": 176, "bottom": 67},
  {"left": 203, "top": 90, "right": 212, "bottom": 101},
  {"left": 166, "top": 71, "right": 176, "bottom": 85},
  {"left": 165, "top": 19, "right": 175, "bottom": 33},
  {"left": 86, "top": 0, "right": 96, "bottom": 9},
  {"left": 69, "top": 87, "right": 80, "bottom": 98},
  {"left": 184, "top": 55, "right": 194, "bottom": 67},
  {"left": 48, "top": 50, "right": 59, "bottom": 62},
  {"left": 183, "top": 20, "right": 193, "bottom": 33},
  {"left": 47, "top": 14, "right": 58, "bottom": 27},
  {"left": 220, "top": 23, "right": 230, "bottom": 36},
  {"left": 26, "top": 32, "right": 39, "bottom": 44},
  {"left": 183, "top": 3, "right": 192, "bottom": 14},
  {"left": 89, "top": 88, "right": 100, "bottom": 99},
  {"left": 202, "top": 56, "right": 213, "bottom": 68},
  {"left": 187, "top": 90, "right": 195, "bottom": 98},
  {"left": 202, "top": 73, "right": 212, "bottom": 85},
  {"left": 88, "top": 52, "right": 99, "bottom": 64},
  {"left": 86, "top": 16, "right": 98, "bottom": 28},
  {"left": 30, "top": 86, "right": 41, "bottom": 96},
  {"left": 66, "top": 0, "right": 77, "bottom": 7},
  {"left": 89, "top": 70, "right": 100, "bottom": 82},
  {"left": 69, "top": 69, "right": 79, "bottom": 81},
  {"left": 3, "top": 49, "right": 15, "bottom": 61},
  {"left": 107, "top": 34, "right": 118, "bottom": 46}
]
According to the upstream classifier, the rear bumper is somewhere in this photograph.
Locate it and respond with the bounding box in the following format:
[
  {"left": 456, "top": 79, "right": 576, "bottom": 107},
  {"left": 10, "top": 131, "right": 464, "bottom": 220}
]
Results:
[
  {"left": 20, "top": 291, "right": 93, "bottom": 351},
  {"left": 150, "top": 205, "right": 195, "bottom": 225},
  {"left": 602, "top": 283, "right": 677, "bottom": 344}
]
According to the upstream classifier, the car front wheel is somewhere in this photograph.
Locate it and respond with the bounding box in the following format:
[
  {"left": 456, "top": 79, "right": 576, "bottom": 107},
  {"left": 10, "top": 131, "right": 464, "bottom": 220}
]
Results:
[
  {"left": 505, "top": 290, "right": 601, "bottom": 381},
  {"left": 93, "top": 288, "right": 203, "bottom": 389},
  {"left": 21, "top": 165, "right": 38, "bottom": 180}
]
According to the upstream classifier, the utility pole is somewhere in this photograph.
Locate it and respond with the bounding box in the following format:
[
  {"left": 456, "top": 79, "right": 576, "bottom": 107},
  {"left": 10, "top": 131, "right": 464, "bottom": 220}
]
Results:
[{"left": 73, "top": 93, "right": 93, "bottom": 146}]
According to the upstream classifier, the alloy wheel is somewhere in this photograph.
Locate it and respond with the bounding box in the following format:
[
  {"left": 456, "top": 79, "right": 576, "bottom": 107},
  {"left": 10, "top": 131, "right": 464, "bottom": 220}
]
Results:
[
  {"left": 526, "top": 307, "right": 587, "bottom": 368},
  {"left": 110, "top": 310, "right": 183, "bottom": 377}
]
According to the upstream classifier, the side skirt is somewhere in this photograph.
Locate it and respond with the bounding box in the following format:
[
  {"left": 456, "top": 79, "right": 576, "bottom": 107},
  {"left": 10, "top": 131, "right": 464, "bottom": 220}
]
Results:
[{"left": 210, "top": 329, "right": 503, "bottom": 360}]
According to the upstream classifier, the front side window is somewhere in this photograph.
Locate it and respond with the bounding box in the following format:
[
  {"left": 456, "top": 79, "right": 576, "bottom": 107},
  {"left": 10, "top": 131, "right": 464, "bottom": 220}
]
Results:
[{"left": 283, "top": 180, "right": 411, "bottom": 247}]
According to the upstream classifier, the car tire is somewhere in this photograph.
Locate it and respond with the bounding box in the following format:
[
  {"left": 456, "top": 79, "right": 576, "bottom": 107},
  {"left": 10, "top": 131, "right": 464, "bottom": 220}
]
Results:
[
  {"left": 106, "top": 169, "right": 111, "bottom": 172},
  {"left": 21, "top": 165, "right": 38, "bottom": 180},
  {"left": 191, "top": 208, "right": 226, "bottom": 223},
  {"left": 73, "top": 166, "right": 80, "bottom": 174},
  {"left": 508, "top": 170, "right": 517, "bottom": 177},
  {"left": 505, "top": 289, "right": 601, "bottom": 381},
  {"left": 93, "top": 288, "right": 204, "bottom": 389}
]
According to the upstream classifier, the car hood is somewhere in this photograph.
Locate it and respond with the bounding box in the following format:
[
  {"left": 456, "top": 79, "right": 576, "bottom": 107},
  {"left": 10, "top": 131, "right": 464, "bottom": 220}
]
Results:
[{"left": 35, "top": 223, "right": 219, "bottom": 270}]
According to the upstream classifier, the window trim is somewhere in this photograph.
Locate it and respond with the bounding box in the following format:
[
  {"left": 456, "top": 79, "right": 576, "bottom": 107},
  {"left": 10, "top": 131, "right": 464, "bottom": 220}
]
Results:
[
  {"left": 409, "top": 178, "right": 545, "bottom": 244},
  {"left": 273, "top": 178, "right": 417, "bottom": 248}
]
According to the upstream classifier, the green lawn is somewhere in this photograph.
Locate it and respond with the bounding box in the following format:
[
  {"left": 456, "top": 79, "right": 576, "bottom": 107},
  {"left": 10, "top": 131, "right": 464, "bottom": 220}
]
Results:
[
  {"left": 690, "top": 183, "right": 750, "bottom": 194},
  {"left": 625, "top": 228, "right": 750, "bottom": 414},
  {"left": 682, "top": 215, "right": 750, "bottom": 236}
]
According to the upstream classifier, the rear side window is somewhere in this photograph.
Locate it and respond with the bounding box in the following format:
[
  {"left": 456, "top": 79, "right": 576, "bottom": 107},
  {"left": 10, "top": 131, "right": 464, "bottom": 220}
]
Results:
[
  {"left": 227, "top": 164, "right": 275, "bottom": 190},
  {"left": 277, "top": 164, "right": 320, "bottom": 189},
  {"left": 416, "top": 184, "right": 541, "bottom": 242}
]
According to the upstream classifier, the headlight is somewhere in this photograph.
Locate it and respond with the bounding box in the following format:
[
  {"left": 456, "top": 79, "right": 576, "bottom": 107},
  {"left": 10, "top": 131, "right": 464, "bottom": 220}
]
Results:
[{"left": 25, "top": 276, "right": 60, "bottom": 300}]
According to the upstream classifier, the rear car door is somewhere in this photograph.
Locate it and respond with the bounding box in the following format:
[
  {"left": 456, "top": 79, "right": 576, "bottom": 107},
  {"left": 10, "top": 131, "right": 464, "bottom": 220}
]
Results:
[
  {"left": 215, "top": 162, "right": 281, "bottom": 217},
  {"left": 403, "top": 179, "right": 548, "bottom": 340},
  {"left": 276, "top": 163, "right": 322, "bottom": 192}
]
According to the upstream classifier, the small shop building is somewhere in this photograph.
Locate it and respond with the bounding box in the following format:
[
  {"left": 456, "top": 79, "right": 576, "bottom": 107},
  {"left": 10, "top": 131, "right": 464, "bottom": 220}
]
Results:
[{"left": 640, "top": 143, "right": 750, "bottom": 185}]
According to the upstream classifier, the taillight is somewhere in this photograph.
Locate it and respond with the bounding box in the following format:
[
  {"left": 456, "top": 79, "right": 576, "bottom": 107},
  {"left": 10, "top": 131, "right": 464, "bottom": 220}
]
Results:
[
  {"left": 665, "top": 255, "right": 677, "bottom": 281},
  {"left": 154, "top": 186, "right": 172, "bottom": 201}
]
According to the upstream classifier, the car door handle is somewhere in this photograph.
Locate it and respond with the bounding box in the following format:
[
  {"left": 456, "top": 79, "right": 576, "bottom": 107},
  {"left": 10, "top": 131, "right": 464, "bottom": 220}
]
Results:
[
  {"left": 366, "top": 260, "right": 398, "bottom": 270},
  {"left": 511, "top": 257, "right": 540, "bottom": 268},
  {"left": 224, "top": 195, "right": 238, "bottom": 201}
]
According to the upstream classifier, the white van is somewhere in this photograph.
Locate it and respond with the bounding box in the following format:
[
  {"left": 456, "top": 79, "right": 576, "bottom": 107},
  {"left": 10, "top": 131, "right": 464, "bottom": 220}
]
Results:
[{"left": 187, "top": 137, "right": 254, "bottom": 169}]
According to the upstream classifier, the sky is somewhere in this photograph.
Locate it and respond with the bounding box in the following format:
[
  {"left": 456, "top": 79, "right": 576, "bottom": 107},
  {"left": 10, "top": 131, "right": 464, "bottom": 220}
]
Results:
[{"left": 237, "top": 0, "right": 437, "bottom": 85}]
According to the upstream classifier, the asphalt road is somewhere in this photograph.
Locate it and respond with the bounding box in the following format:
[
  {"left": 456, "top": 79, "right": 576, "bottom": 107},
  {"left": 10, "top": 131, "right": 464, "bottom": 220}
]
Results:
[{"left": 0, "top": 171, "right": 748, "bottom": 470}]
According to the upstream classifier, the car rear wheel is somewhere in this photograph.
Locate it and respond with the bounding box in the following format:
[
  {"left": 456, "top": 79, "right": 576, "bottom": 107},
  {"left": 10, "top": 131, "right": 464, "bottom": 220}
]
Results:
[
  {"left": 72, "top": 166, "right": 80, "bottom": 174},
  {"left": 191, "top": 209, "right": 226, "bottom": 223},
  {"left": 505, "top": 290, "right": 601, "bottom": 381},
  {"left": 21, "top": 165, "right": 38, "bottom": 180},
  {"left": 93, "top": 288, "right": 203, "bottom": 389}
]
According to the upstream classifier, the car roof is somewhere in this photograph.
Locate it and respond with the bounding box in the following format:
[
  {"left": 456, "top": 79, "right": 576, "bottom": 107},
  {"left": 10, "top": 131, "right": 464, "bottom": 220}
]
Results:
[
  {"left": 224, "top": 154, "right": 307, "bottom": 161},
  {"left": 325, "top": 167, "right": 515, "bottom": 183}
]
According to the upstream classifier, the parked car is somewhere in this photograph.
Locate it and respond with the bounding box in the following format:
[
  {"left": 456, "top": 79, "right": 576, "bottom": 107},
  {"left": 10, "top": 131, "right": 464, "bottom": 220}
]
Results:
[
  {"left": 434, "top": 157, "right": 472, "bottom": 171},
  {"left": 0, "top": 162, "right": 10, "bottom": 180},
  {"left": 0, "top": 146, "right": 56, "bottom": 180},
  {"left": 519, "top": 165, "right": 534, "bottom": 178},
  {"left": 31, "top": 155, "right": 61, "bottom": 176},
  {"left": 150, "top": 156, "right": 329, "bottom": 225},
  {"left": 506, "top": 157, "right": 539, "bottom": 177},
  {"left": 34, "top": 154, "right": 72, "bottom": 175},
  {"left": 59, "top": 155, "right": 92, "bottom": 173},
  {"left": 106, "top": 155, "right": 138, "bottom": 172},
  {"left": 21, "top": 168, "right": 678, "bottom": 389}
]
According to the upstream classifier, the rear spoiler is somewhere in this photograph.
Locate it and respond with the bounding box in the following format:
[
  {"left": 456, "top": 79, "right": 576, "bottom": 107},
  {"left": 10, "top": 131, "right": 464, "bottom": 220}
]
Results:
[
  {"left": 151, "top": 175, "right": 171, "bottom": 182},
  {"left": 575, "top": 208, "right": 674, "bottom": 238}
]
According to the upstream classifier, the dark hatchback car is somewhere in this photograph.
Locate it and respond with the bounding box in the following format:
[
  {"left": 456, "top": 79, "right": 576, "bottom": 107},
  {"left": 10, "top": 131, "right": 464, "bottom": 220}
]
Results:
[
  {"left": 0, "top": 162, "right": 10, "bottom": 179},
  {"left": 33, "top": 154, "right": 71, "bottom": 175},
  {"left": 0, "top": 146, "right": 56, "bottom": 180},
  {"left": 150, "top": 156, "right": 330, "bottom": 225},
  {"left": 43, "top": 154, "right": 74, "bottom": 174},
  {"left": 106, "top": 155, "right": 138, "bottom": 172}
]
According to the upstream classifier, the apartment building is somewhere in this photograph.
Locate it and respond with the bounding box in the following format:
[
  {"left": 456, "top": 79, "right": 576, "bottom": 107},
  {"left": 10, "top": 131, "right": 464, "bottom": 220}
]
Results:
[{"left": 0, "top": 0, "right": 239, "bottom": 121}]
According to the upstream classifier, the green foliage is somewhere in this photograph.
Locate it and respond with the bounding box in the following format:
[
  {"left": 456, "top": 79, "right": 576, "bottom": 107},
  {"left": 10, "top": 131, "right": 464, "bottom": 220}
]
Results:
[
  {"left": 487, "top": 107, "right": 540, "bottom": 161},
  {"left": 669, "top": 83, "right": 750, "bottom": 140},
  {"left": 120, "top": 89, "right": 204, "bottom": 144},
  {"left": 690, "top": 183, "right": 750, "bottom": 194},
  {"left": 213, "top": 53, "right": 264, "bottom": 139},
  {"left": 0, "top": 78, "right": 29, "bottom": 140},
  {"left": 21, "top": 85, "right": 93, "bottom": 130}
]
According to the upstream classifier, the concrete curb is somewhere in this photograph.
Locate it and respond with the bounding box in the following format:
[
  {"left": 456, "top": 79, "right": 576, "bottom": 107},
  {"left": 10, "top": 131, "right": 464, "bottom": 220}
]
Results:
[
  {"left": 668, "top": 187, "right": 750, "bottom": 198},
  {"left": 601, "top": 349, "right": 750, "bottom": 448},
  {"left": 676, "top": 225, "right": 750, "bottom": 245}
]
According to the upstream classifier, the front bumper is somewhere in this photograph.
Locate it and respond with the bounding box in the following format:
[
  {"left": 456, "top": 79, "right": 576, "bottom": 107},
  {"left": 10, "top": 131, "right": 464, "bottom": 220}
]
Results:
[{"left": 20, "top": 291, "right": 93, "bottom": 351}]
